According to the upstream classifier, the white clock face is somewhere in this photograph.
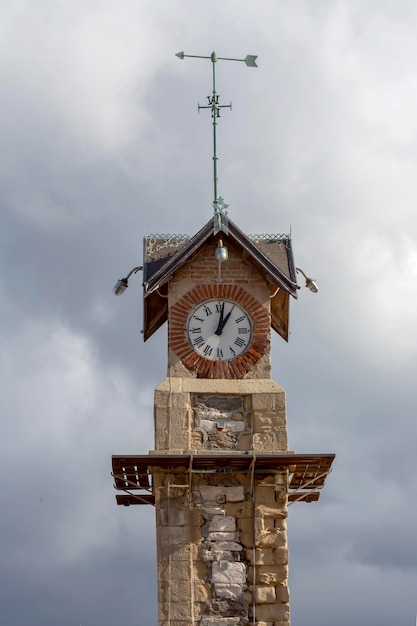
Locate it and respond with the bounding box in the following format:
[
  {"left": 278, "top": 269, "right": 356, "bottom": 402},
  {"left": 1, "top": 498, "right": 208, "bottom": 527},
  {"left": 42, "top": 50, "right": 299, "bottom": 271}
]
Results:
[{"left": 187, "top": 299, "right": 253, "bottom": 361}]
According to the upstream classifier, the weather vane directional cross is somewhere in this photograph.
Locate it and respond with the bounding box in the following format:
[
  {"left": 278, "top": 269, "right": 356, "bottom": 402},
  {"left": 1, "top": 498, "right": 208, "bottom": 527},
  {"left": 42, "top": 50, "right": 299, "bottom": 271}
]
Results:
[{"left": 176, "top": 50, "right": 258, "bottom": 232}]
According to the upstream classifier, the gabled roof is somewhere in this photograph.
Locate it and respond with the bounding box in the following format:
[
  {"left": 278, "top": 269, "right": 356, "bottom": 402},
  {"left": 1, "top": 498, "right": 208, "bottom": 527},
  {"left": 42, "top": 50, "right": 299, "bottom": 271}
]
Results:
[{"left": 142, "top": 216, "right": 299, "bottom": 342}]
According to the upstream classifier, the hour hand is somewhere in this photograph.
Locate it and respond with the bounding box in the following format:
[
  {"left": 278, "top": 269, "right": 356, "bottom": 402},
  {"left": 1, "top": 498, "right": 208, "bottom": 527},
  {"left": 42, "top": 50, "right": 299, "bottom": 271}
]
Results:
[{"left": 215, "top": 303, "right": 225, "bottom": 336}]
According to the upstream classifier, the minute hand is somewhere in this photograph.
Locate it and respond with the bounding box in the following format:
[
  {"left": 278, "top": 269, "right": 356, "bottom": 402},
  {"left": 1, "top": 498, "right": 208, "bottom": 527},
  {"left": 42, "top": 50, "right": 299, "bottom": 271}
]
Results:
[
  {"left": 214, "top": 303, "right": 225, "bottom": 336},
  {"left": 216, "top": 309, "right": 232, "bottom": 335}
]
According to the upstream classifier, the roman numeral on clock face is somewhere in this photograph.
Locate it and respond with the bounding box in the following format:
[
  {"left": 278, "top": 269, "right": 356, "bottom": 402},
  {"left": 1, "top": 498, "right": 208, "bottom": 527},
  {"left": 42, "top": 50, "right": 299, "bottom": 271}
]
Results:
[
  {"left": 234, "top": 337, "right": 245, "bottom": 348},
  {"left": 193, "top": 336, "right": 205, "bottom": 347}
]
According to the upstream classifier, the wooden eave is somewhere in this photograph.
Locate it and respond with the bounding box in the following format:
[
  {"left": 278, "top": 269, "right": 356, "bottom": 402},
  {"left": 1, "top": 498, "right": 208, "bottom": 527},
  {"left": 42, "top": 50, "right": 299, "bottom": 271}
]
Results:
[
  {"left": 111, "top": 452, "right": 335, "bottom": 505},
  {"left": 143, "top": 217, "right": 299, "bottom": 342}
]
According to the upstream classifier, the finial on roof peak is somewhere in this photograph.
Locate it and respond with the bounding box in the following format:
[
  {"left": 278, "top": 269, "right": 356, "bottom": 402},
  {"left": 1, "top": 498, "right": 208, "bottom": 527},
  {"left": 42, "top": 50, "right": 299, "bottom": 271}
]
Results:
[{"left": 176, "top": 50, "right": 258, "bottom": 221}]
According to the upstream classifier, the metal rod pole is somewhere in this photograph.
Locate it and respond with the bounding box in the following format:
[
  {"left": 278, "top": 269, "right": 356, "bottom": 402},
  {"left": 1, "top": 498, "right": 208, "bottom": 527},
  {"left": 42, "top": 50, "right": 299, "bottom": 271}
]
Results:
[{"left": 212, "top": 54, "right": 219, "bottom": 206}]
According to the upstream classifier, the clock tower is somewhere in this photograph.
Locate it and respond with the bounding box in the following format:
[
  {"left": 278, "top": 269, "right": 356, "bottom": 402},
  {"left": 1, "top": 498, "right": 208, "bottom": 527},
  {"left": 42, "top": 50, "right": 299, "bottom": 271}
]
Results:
[{"left": 112, "top": 52, "right": 334, "bottom": 626}]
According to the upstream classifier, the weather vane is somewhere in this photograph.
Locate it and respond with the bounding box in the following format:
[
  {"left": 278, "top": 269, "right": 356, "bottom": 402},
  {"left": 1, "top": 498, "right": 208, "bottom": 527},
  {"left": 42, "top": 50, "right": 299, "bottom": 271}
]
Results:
[{"left": 176, "top": 50, "right": 258, "bottom": 232}]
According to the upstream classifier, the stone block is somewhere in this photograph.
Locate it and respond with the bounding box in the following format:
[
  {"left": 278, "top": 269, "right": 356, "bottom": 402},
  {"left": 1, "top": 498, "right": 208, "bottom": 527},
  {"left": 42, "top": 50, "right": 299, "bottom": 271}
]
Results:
[
  {"left": 246, "top": 548, "right": 275, "bottom": 565},
  {"left": 157, "top": 507, "right": 187, "bottom": 527},
  {"left": 225, "top": 486, "right": 245, "bottom": 502},
  {"left": 191, "top": 525, "right": 203, "bottom": 543},
  {"left": 252, "top": 392, "right": 285, "bottom": 411},
  {"left": 274, "top": 547, "right": 289, "bottom": 565},
  {"left": 207, "top": 531, "right": 236, "bottom": 542},
  {"left": 155, "top": 428, "right": 168, "bottom": 449},
  {"left": 213, "top": 583, "right": 245, "bottom": 600},
  {"left": 239, "top": 531, "right": 254, "bottom": 548},
  {"left": 225, "top": 500, "right": 251, "bottom": 519},
  {"left": 170, "top": 392, "right": 190, "bottom": 407},
  {"left": 255, "top": 505, "right": 287, "bottom": 520},
  {"left": 275, "top": 519, "right": 287, "bottom": 531},
  {"left": 233, "top": 472, "right": 250, "bottom": 485},
  {"left": 191, "top": 431, "right": 203, "bottom": 448},
  {"left": 200, "top": 618, "right": 241, "bottom": 626},
  {"left": 158, "top": 525, "right": 190, "bottom": 546},
  {"left": 199, "top": 505, "right": 225, "bottom": 517},
  {"left": 193, "top": 581, "right": 212, "bottom": 602},
  {"left": 212, "top": 561, "right": 246, "bottom": 585},
  {"left": 275, "top": 584, "right": 290, "bottom": 603},
  {"left": 198, "top": 485, "right": 245, "bottom": 505},
  {"left": 159, "top": 601, "right": 193, "bottom": 621},
  {"left": 243, "top": 589, "right": 253, "bottom": 603},
  {"left": 155, "top": 485, "right": 189, "bottom": 502},
  {"left": 255, "top": 485, "right": 278, "bottom": 506},
  {"left": 158, "top": 560, "right": 191, "bottom": 582},
  {"left": 159, "top": 579, "right": 193, "bottom": 603},
  {"left": 191, "top": 508, "right": 205, "bottom": 527},
  {"left": 243, "top": 396, "right": 252, "bottom": 411},
  {"left": 195, "top": 559, "right": 208, "bottom": 581},
  {"left": 237, "top": 517, "right": 254, "bottom": 534},
  {"left": 159, "top": 544, "right": 194, "bottom": 562},
  {"left": 238, "top": 434, "right": 252, "bottom": 450},
  {"left": 254, "top": 516, "right": 275, "bottom": 532},
  {"left": 154, "top": 406, "right": 169, "bottom": 427},
  {"left": 212, "top": 541, "right": 243, "bottom": 552},
  {"left": 154, "top": 389, "right": 171, "bottom": 407},
  {"left": 249, "top": 565, "right": 288, "bottom": 585},
  {"left": 272, "top": 531, "right": 287, "bottom": 549},
  {"left": 209, "top": 515, "right": 236, "bottom": 532},
  {"left": 255, "top": 603, "right": 290, "bottom": 622},
  {"left": 255, "top": 530, "right": 278, "bottom": 548},
  {"left": 252, "top": 432, "right": 275, "bottom": 451},
  {"left": 252, "top": 585, "right": 276, "bottom": 603},
  {"left": 199, "top": 486, "right": 228, "bottom": 502},
  {"left": 252, "top": 410, "right": 287, "bottom": 432},
  {"left": 273, "top": 472, "right": 289, "bottom": 487},
  {"left": 200, "top": 545, "right": 233, "bottom": 562}
]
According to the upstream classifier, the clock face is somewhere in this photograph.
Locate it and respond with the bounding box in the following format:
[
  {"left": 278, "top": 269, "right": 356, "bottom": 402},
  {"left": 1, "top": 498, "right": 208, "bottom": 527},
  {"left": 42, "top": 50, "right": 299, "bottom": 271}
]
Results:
[
  {"left": 169, "top": 284, "right": 270, "bottom": 379},
  {"left": 187, "top": 299, "right": 252, "bottom": 361}
]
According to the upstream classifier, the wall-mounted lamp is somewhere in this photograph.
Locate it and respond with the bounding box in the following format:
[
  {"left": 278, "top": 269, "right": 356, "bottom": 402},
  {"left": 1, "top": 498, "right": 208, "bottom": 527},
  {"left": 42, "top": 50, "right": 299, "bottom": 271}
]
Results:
[
  {"left": 296, "top": 267, "right": 318, "bottom": 293},
  {"left": 215, "top": 240, "right": 228, "bottom": 281},
  {"left": 113, "top": 266, "right": 143, "bottom": 295}
]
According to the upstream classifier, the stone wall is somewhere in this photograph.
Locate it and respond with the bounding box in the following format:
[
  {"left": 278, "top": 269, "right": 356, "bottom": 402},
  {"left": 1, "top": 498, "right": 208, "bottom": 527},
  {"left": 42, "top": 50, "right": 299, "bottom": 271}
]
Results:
[
  {"left": 153, "top": 378, "right": 288, "bottom": 454},
  {"left": 154, "top": 468, "right": 290, "bottom": 626},
  {"left": 153, "top": 377, "right": 290, "bottom": 625}
]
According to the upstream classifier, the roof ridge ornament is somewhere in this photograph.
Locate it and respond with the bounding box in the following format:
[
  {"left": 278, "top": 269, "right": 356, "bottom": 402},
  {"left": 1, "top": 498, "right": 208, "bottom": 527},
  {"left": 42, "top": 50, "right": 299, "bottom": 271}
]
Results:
[
  {"left": 213, "top": 196, "right": 229, "bottom": 235},
  {"left": 175, "top": 50, "right": 258, "bottom": 231}
]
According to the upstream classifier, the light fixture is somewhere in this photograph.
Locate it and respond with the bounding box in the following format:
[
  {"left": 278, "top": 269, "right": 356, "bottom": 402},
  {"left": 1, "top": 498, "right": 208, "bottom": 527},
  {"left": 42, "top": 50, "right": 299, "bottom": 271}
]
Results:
[
  {"left": 113, "top": 266, "right": 143, "bottom": 295},
  {"left": 296, "top": 267, "right": 318, "bottom": 293},
  {"left": 215, "top": 239, "right": 228, "bottom": 262},
  {"left": 215, "top": 239, "right": 228, "bottom": 281}
]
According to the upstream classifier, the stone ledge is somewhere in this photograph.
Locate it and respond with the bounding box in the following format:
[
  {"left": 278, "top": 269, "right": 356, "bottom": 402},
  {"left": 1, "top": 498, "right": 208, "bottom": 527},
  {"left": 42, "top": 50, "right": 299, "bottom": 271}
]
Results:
[{"left": 156, "top": 377, "right": 285, "bottom": 394}]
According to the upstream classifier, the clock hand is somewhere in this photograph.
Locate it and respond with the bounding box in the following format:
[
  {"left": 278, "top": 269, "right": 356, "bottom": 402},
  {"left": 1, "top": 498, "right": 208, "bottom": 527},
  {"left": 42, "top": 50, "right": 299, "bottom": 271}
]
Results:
[
  {"left": 216, "top": 307, "right": 233, "bottom": 336},
  {"left": 220, "top": 309, "right": 232, "bottom": 331},
  {"left": 214, "top": 302, "right": 225, "bottom": 336}
]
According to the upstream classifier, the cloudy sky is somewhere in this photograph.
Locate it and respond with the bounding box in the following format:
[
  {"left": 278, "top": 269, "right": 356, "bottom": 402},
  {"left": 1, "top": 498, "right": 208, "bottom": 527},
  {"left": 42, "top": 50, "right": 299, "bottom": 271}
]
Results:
[{"left": 2, "top": 1, "right": 417, "bottom": 624}]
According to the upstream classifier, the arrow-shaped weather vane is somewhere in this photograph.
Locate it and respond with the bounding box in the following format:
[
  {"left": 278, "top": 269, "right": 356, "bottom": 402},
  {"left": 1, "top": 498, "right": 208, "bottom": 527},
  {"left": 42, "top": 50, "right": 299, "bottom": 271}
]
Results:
[{"left": 176, "top": 51, "right": 258, "bottom": 227}]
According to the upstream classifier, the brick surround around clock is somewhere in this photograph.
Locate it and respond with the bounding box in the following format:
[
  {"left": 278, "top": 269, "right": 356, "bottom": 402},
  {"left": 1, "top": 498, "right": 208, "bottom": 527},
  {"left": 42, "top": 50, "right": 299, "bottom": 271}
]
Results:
[{"left": 169, "top": 283, "right": 270, "bottom": 379}]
